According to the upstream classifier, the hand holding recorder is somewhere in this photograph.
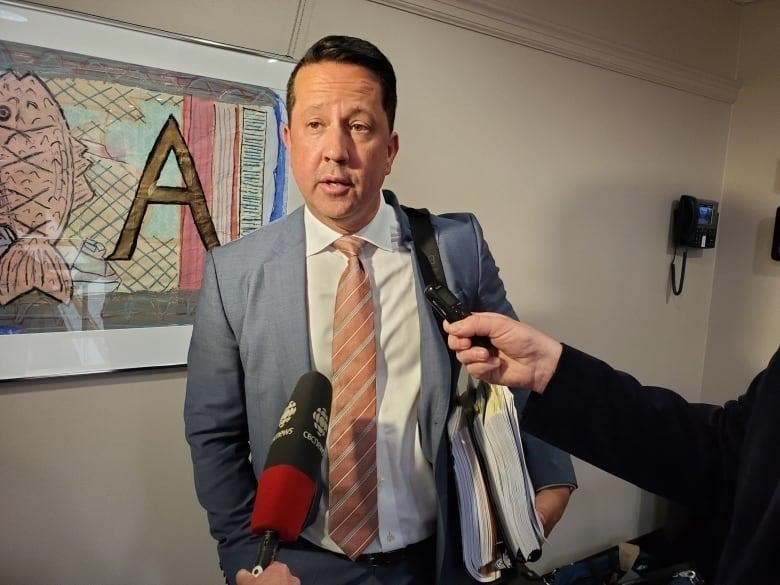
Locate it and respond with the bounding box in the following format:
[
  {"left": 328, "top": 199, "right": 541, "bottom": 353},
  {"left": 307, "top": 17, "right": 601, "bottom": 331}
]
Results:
[
  {"left": 424, "top": 283, "right": 495, "bottom": 352},
  {"left": 443, "top": 312, "right": 562, "bottom": 392}
]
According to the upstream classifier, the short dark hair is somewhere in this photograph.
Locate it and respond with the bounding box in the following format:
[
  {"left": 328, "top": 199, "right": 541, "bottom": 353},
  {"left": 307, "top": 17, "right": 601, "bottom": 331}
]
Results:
[{"left": 286, "top": 35, "right": 397, "bottom": 131}]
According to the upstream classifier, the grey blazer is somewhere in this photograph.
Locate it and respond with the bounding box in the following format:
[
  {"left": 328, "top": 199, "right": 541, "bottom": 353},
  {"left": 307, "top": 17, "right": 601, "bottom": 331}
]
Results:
[{"left": 184, "top": 190, "right": 575, "bottom": 584}]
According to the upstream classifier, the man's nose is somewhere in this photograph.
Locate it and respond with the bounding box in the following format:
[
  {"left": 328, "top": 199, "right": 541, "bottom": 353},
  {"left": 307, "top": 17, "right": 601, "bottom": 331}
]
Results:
[{"left": 323, "top": 127, "right": 350, "bottom": 163}]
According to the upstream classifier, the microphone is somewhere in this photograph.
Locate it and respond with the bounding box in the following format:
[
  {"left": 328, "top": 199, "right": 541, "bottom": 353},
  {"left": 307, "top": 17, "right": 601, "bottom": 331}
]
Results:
[{"left": 250, "top": 371, "right": 332, "bottom": 572}]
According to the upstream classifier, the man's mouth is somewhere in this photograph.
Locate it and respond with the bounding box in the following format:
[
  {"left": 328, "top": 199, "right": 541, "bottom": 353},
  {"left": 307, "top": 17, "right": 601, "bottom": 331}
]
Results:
[
  {"left": 318, "top": 175, "right": 354, "bottom": 194},
  {"left": 319, "top": 175, "right": 352, "bottom": 187}
]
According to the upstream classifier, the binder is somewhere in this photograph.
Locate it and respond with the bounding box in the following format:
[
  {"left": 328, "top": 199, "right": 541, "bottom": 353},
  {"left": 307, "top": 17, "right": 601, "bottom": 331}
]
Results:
[{"left": 449, "top": 377, "right": 546, "bottom": 581}]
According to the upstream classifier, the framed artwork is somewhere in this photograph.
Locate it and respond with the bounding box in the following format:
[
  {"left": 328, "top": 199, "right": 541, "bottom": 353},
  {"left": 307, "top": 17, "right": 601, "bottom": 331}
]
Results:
[{"left": 0, "top": 1, "right": 297, "bottom": 379}]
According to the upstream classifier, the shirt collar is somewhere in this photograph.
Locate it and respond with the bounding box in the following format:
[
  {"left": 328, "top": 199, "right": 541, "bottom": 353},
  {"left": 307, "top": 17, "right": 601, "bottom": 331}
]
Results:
[{"left": 304, "top": 196, "right": 401, "bottom": 257}]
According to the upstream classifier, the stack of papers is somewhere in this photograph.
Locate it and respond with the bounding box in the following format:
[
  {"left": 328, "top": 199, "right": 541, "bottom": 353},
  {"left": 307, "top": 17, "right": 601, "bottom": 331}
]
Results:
[
  {"left": 472, "top": 381, "right": 545, "bottom": 562},
  {"left": 448, "top": 379, "right": 545, "bottom": 581}
]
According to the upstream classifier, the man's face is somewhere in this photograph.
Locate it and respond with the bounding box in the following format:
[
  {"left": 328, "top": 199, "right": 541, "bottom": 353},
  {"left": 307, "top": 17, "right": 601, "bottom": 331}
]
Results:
[{"left": 283, "top": 61, "right": 399, "bottom": 234}]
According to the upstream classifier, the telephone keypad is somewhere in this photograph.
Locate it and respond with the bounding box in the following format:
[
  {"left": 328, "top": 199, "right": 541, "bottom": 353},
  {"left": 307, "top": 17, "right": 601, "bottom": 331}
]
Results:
[{"left": 693, "top": 227, "right": 717, "bottom": 248}]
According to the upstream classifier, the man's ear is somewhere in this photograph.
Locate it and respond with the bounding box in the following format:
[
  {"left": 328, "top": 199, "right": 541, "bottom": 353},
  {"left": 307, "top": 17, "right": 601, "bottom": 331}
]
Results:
[
  {"left": 385, "top": 131, "right": 399, "bottom": 175},
  {"left": 282, "top": 123, "right": 291, "bottom": 149}
]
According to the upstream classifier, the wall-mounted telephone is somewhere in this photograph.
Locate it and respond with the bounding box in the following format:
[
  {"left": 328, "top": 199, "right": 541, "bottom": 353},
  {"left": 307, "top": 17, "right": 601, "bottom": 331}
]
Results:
[
  {"left": 670, "top": 195, "right": 719, "bottom": 296},
  {"left": 673, "top": 195, "right": 719, "bottom": 249}
]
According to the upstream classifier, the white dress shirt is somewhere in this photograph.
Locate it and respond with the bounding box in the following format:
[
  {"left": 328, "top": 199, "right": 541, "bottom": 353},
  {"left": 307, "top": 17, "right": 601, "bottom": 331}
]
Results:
[{"left": 300, "top": 198, "right": 437, "bottom": 554}]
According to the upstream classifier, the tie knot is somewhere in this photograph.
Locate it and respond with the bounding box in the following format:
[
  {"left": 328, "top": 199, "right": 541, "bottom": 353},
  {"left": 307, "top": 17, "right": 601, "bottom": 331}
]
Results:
[{"left": 333, "top": 235, "right": 366, "bottom": 257}]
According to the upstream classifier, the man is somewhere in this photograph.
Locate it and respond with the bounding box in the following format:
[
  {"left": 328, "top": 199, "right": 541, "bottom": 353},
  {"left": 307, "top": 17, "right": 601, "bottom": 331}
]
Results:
[
  {"left": 185, "top": 36, "right": 575, "bottom": 585},
  {"left": 445, "top": 312, "right": 780, "bottom": 585}
]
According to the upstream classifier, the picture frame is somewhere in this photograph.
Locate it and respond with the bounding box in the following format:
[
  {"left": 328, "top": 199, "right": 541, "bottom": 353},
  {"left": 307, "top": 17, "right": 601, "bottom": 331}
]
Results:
[{"left": 0, "top": 0, "right": 297, "bottom": 379}]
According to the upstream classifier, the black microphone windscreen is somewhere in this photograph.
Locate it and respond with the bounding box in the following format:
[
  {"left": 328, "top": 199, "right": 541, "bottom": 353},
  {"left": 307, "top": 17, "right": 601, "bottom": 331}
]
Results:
[
  {"left": 262, "top": 370, "right": 331, "bottom": 480},
  {"left": 251, "top": 371, "right": 332, "bottom": 540}
]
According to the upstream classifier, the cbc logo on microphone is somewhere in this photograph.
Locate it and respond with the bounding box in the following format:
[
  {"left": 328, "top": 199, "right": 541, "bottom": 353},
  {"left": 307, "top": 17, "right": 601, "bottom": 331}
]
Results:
[
  {"left": 278, "top": 400, "right": 297, "bottom": 429},
  {"left": 313, "top": 407, "right": 329, "bottom": 438}
]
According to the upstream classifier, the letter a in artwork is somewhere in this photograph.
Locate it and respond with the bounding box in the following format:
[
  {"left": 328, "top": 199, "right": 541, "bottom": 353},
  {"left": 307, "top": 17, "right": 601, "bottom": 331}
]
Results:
[{"left": 108, "top": 115, "right": 219, "bottom": 260}]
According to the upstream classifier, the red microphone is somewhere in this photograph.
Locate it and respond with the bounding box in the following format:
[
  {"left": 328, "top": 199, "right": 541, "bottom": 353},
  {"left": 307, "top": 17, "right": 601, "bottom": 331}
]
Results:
[{"left": 250, "top": 371, "right": 332, "bottom": 571}]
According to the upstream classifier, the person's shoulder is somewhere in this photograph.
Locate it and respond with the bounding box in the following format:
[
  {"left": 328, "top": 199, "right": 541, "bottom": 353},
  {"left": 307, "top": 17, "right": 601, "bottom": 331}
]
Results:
[
  {"left": 427, "top": 210, "right": 483, "bottom": 236},
  {"left": 212, "top": 209, "right": 302, "bottom": 259},
  {"left": 393, "top": 192, "right": 482, "bottom": 236},
  {"left": 430, "top": 210, "right": 477, "bottom": 221}
]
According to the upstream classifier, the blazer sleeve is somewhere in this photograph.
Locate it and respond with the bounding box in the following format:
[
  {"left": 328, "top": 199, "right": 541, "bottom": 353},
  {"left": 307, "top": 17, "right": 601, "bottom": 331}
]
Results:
[
  {"left": 522, "top": 344, "right": 756, "bottom": 510},
  {"left": 463, "top": 213, "right": 577, "bottom": 490},
  {"left": 184, "top": 251, "right": 259, "bottom": 584}
]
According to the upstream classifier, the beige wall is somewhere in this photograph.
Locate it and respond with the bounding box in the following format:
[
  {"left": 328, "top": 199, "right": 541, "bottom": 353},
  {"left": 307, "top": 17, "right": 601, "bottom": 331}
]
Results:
[
  {"left": 0, "top": 370, "right": 222, "bottom": 584},
  {"left": 703, "top": 1, "right": 780, "bottom": 405},
  {"left": 2, "top": 1, "right": 768, "bottom": 583},
  {"left": 486, "top": 0, "right": 741, "bottom": 78},
  {"left": 29, "top": 0, "right": 303, "bottom": 56}
]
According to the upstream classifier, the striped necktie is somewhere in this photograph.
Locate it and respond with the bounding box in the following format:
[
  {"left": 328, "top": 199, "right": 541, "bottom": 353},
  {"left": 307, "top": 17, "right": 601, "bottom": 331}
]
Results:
[{"left": 327, "top": 235, "right": 379, "bottom": 559}]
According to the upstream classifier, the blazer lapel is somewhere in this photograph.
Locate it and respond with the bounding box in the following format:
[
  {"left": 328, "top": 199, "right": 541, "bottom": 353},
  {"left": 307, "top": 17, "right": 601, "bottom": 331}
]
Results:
[
  {"left": 389, "top": 191, "right": 452, "bottom": 462},
  {"left": 264, "top": 208, "right": 312, "bottom": 394}
]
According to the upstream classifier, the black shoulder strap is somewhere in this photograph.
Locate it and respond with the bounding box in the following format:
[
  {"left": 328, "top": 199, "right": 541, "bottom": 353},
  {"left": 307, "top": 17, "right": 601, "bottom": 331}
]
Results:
[
  {"left": 402, "top": 206, "right": 460, "bottom": 375},
  {"left": 402, "top": 206, "right": 447, "bottom": 288}
]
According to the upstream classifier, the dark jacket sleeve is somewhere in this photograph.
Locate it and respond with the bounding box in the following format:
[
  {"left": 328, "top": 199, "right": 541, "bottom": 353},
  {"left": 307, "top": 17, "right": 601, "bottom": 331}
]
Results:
[
  {"left": 718, "top": 349, "right": 780, "bottom": 584},
  {"left": 521, "top": 344, "right": 755, "bottom": 510}
]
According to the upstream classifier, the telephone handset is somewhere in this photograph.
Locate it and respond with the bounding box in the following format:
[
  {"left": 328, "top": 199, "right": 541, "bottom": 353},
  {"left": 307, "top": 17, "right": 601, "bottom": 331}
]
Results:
[
  {"left": 673, "top": 195, "right": 719, "bottom": 249},
  {"left": 670, "top": 195, "right": 718, "bottom": 296}
]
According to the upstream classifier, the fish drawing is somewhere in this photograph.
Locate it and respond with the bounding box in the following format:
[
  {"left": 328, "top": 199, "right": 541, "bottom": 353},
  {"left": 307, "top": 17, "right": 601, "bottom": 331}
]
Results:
[{"left": 0, "top": 71, "right": 93, "bottom": 305}]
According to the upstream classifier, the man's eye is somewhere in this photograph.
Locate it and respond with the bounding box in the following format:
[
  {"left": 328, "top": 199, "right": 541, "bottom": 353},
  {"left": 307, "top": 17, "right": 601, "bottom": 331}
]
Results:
[
  {"left": 306, "top": 121, "right": 322, "bottom": 129},
  {"left": 350, "top": 123, "right": 369, "bottom": 133}
]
